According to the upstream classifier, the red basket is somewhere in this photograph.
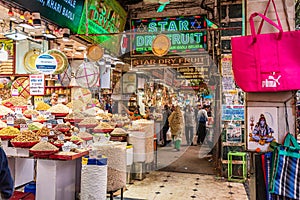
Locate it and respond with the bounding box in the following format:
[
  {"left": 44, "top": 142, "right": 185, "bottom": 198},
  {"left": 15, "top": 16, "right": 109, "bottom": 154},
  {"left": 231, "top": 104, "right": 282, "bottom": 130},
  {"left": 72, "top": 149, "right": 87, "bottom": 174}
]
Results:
[
  {"left": 80, "top": 137, "right": 93, "bottom": 141},
  {"left": 11, "top": 141, "right": 39, "bottom": 148},
  {"left": 0, "top": 135, "right": 18, "bottom": 140},
  {"left": 24, "top": 114, "right": 32, "bottom": 119},
  {"left": 57, "top": 128, "right": 70, "bottom": 132},
  {"left": 64, "top": 118, "right": 83, "bottom": 123},
  {"left": 93, "top": 128, "right": 114, "bottom": 133},
  {"left": 29, "top": 149, "right": 59, "bottom": 158},
  {"left": 51, "top": 113, "right": 68, "bottom": 117},
  {"left": 78, "top": 124, "right": 98, "bottom": 129}
]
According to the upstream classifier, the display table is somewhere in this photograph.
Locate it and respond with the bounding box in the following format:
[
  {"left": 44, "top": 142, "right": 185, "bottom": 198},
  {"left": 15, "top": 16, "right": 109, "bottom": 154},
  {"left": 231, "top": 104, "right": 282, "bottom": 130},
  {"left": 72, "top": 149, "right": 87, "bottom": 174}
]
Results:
[{"left": 36, "top": 159, "right": 77, "bottom": 200}]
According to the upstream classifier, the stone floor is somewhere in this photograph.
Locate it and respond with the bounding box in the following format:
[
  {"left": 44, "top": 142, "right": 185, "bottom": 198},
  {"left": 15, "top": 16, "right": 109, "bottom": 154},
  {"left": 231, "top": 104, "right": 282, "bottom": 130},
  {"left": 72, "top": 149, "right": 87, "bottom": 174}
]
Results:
[{"left": 116, "top": 171, "right": 248, "bottom": 200}]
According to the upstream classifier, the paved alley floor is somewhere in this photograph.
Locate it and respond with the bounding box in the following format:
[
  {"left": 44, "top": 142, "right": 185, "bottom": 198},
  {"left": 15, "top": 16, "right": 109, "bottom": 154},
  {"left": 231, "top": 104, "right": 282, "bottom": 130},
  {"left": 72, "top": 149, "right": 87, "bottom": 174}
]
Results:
[{"left": 118, "top": 171, "right": 248, "bottom": 200}]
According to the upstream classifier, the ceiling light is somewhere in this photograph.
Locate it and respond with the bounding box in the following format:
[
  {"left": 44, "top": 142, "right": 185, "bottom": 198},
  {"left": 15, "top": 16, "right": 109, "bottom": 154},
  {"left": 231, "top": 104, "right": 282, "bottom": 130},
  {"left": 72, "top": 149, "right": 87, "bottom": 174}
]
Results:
[{"left": 5, "top": 30, "right": 29, "bottom": 41}]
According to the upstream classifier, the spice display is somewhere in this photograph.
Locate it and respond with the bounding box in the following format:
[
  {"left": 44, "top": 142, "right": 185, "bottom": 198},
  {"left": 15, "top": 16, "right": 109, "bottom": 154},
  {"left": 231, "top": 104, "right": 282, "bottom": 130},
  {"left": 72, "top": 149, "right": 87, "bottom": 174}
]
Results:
[
  {"left": 54, "top": 124, "right": 69, "bottom": 130},
  {"left": 35, "top": 102, "right": 51, "bottom": 111},
  {"left": 65, "top": 112, "right": 84, "bottom": 119},
  {"left": 30, "top": 141, "right": 59, "bottom": 151},
  {"left": 78, "top": 117, "right": 99, "bottom": 125},
  {"left": 66, "top": 100, "right": 85, "bottom": 111},
  {"left": 70, "top": 135, "right": 83, "bottom": 142},
  {"left": 2, "top": 96, "right": 27, "bottom": 106},
  {"left": 92, "top": 142, "right": 127, "bottom": 192},
  {"left": 36, "top": 127, "right": 51, "bottom": 137},
  {"left": 97, "top": 113, "right": 112, "bottom": 120},
  {"left": 0, "top": 120, "right": 7, "bottom": 128},
  {"left": 47, "top": 104, "right": 69, "bottom": 113},
  {"left": 0, "top": 105, "right": 14, "bottom": 116},
  {"left": 28, "top": 122, "right": 43, "bottom": 131},
  {"left": 94, "top": 122, "right": 114, "bottom": 129},
  {"left": 23, "top": 110, "right": 39, "bottom": 115},
  {"left": 14, "top": 118, "right": 27, "bottom": 126},
  {"left": 77, "top": 132, "right": 93, "bottom": 139},
  {"left": 11, "top": 130, "right": 40, "bottom": 142},
  {"left": 0, "top": 126, "right": 20, "bottom": 136},
  {"left": 110, "top": 128, "right": 127, "bottom": 136}
]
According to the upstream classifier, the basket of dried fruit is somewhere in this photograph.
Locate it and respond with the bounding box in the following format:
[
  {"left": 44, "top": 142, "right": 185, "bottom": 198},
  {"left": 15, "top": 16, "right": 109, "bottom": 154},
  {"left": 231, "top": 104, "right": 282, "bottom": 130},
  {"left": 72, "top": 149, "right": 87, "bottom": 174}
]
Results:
[
  {"left": 0, "top": 126, "right": 20, "bottom": 140},
  {"left": 10, "top": 130, "right": 40, "bottom": 148},
  {"left": 29, "top": 141, "right": 59, "bottom": 158}
]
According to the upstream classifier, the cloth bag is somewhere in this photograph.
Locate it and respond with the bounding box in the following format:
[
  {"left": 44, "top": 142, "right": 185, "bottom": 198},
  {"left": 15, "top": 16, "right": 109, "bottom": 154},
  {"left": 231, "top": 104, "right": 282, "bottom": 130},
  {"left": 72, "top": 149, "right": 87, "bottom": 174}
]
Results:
[
  {"left": 231, "top": 0, "right": 300, "bottom": 92},
  {"left": 269, "top": 133, "right": 300, "bottom": 199}
]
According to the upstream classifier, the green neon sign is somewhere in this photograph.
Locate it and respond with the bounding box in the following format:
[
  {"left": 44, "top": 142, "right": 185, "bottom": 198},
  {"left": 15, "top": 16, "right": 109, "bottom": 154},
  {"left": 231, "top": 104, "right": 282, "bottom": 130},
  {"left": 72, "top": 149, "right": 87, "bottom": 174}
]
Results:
[{"left": 131, "top": 16, "right": 207, "bottom": 56}]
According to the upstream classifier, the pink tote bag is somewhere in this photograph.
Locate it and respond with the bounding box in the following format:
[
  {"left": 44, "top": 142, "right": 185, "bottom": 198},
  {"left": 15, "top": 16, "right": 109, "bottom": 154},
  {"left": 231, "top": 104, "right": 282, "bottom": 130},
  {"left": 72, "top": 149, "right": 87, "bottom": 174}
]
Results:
[{"left": 231, "top": 0, "right": 300, "bottom": 92}]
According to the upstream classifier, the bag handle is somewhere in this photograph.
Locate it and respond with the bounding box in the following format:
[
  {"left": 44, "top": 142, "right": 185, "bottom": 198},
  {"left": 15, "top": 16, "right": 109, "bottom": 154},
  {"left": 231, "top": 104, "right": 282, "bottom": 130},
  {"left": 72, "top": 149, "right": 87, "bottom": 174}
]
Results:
[
  {"left": 283, "top": 133, "right": 300, "bottom": 149},
  {"left": 257, "top": 0, "right": 283, "bottom": 34},
  {"left": 249, "top": 12, "right": 283, "bottom": 43}
]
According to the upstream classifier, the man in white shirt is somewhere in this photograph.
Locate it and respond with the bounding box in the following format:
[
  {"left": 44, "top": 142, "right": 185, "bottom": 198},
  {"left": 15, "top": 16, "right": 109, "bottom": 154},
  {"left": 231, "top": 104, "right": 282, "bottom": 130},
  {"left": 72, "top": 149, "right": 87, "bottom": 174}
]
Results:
[{"left": 197, "top": 105, "right": 209, "bottom": 145}]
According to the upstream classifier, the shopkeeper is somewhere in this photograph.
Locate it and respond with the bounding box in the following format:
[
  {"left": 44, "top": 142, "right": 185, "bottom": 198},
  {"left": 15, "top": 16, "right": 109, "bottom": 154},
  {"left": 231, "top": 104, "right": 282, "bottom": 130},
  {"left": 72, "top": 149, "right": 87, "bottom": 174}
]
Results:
[
  {"left": 121, "top": 104, "right": 143, "bottom": 120},
  {"left": 45, "top": 93, "right": 68, "bottom": 106}
]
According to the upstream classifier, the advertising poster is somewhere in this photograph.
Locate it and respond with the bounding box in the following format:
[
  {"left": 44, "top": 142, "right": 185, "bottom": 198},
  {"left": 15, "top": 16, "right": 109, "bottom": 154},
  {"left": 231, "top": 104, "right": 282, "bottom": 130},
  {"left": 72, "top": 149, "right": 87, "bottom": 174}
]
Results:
[{"left": 247, "top": 107, "right": 279, "bottom": 152}]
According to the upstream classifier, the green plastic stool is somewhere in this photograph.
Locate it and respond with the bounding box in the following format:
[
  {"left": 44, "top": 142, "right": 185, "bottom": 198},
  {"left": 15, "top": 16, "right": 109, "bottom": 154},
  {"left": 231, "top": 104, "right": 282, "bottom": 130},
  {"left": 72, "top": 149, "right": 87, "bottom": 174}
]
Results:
[{"left": 227, "top": 151, "right": 247, "bottom": 182}]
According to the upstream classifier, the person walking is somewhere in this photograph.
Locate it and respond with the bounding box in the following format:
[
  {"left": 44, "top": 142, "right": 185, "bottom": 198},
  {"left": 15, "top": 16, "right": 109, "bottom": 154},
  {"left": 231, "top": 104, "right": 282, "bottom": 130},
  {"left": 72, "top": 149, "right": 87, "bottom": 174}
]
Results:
[
  {"left": 0, "top": 147, "right": 14, "bottom": 199},
  {"left": 168, "top": 105, "right": 184, "bottom": 151},
  {"left": 184, "top": 105, "right": 195, "bottom": 146},
  {"left": 161, "top": 105, "right": 172, "bottom": 146},
  {"left": 197, "top": 105, "right": 209, "bottom": 145}
]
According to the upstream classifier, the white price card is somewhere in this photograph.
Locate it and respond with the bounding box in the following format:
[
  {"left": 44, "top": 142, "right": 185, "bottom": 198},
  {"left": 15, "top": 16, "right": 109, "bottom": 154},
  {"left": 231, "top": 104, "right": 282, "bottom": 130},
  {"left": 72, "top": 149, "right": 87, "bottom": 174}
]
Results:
[
  {"left": 27, "top": 105, "right": 34, "bottom": 110},
  {"left": 87, "top": 140, "right": 93, "bottom": 146},
  {"left": 15, "top": 107, "right": 22, "bottom": 114},
  {"left": 7, "top": 117, "right": 14, "bottom": 126},
  {"left": 79, "top": 127, "right": 86, "bottom": 132},
  {"left": 20, "top": 124, "right": 28, "bottom": 131},
  {"left": 49, "top": 131, "right": 55, "bottom": 136},
  {"left": 41, "top": 137, "right": 48, "bottom": 142},
  {"left": 58, "top": 134, "right": 65, "bottom": 141},
  {"left": 31, "top": 114, "right": 37, "bottom": 121},
  {"left": 49, "top": 115, "right": 55, "bottom": 120},
  {"left": 57, "top": 119, "right": 64, "bottom": 124},
  {"left": 43, "top": 122, "right": 47, "bottom": 126},
  {"left": 47, "top": 123, "right": 52, "bottom": 129}
]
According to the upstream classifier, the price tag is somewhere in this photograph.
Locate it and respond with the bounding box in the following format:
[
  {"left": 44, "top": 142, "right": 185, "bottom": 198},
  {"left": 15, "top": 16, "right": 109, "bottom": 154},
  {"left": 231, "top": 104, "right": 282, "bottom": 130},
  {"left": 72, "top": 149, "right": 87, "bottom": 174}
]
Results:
[
  {"left": 57, "top": 119, "right": 64, "bottom": 124},
  {"left": 47, "top": 123, "right": 52, "bottom": 129},
  {"left": 7, "top": 117, "right": 14, "bottom": 126},
  {"left": 49, "top": 115, "right": 55, "bottom": 120},
  {"left": 41, "top": 137, "right": 48, "bottom": 142},
  {"left": 43, "top": 122, "right": 47, "bottom": 126},
  {"left": 26, "top": 120, "right": 33, "bottom": 124},
  {"left": 16, "top": 114, "right": 23, "bottom": 119},
  {"left": 87, "top": 140, "right": 93, "bottom": 146},
  {"left": 20, "top": 124, "right": 28, "bottom": 131},
  {"left": 12, "top": 89, "right": 19, "bottom": 96},
  {"left": 72, "top": 132, "right": 78, "bottom": 136},
  {"left": 49, "top": 131, "right": 55, "bottom": 136},
  {"left": 15, "top": 107, "right": 22, "bottom": 114},
  {"left": 62, "top": 145, "right": 70, "bottom": 152},
  {"left": 58, "top": 134, "right": 65, "bottom": 141},
  {"left": 27, "top": 105, "right": 34, "bottom": 110},
  {"left": 79, "top": 127, "right": 86, "bottom": 132},
  {"left": 32, "top": 114, "right": 37, "bottom": 121},
  {"left": 44, "top": 112, "right": 50, "bottom": 118}
]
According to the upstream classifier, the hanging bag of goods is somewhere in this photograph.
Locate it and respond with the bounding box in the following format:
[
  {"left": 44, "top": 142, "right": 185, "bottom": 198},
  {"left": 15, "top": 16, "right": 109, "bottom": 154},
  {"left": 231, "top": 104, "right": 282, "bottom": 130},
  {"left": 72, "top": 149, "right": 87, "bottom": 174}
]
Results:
[
  {"left": 269, "top": 133, "right": 300, "bottom": 199},
  {"left": 231, "top": 0, "right": 300, "bottom": 92}
]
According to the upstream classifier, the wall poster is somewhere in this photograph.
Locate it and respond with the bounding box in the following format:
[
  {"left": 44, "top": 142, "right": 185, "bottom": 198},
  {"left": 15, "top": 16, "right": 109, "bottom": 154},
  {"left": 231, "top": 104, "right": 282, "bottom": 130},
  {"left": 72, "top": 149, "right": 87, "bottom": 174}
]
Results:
[{"left": 247, "top": 107, "right": 279, "bottom": 152}]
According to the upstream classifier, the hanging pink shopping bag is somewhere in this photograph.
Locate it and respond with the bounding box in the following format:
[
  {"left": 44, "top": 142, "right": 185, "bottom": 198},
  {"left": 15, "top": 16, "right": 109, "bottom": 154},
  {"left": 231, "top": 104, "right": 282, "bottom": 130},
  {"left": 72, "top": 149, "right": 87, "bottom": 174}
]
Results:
[{"left": 231, "top": 0, "right": 300, "bottom": 92}]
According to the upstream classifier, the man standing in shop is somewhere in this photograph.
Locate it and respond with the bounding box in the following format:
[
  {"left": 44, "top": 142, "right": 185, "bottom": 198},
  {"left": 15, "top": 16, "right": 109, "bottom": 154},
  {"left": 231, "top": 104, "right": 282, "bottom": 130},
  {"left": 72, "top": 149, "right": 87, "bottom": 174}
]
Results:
[
  {"left": 161, "top": 105, "right": 172, "bottom": 147},
  {"left": 0, "top": 147, "right": 14, "bottom": 199},
  {"left": 197, "top": 105, "right": 209, "bottom": 145}
]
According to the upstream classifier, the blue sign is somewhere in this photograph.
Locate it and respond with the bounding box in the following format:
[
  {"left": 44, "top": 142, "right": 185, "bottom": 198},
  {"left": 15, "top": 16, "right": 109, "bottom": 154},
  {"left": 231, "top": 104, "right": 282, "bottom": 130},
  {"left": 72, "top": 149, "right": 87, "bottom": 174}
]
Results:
[
  {"left": 35, "top": 54, "right": 57, "bottom": 74},
  {"left": 222, "top": 105, "right": 244, "bottom": 121}
]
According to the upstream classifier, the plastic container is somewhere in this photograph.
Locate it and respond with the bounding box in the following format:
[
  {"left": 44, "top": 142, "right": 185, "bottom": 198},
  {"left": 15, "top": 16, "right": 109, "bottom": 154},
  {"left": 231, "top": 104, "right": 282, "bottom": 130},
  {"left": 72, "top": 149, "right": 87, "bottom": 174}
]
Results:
[{"left": 24, "top": 181, "right": 36, "bottom": 195}]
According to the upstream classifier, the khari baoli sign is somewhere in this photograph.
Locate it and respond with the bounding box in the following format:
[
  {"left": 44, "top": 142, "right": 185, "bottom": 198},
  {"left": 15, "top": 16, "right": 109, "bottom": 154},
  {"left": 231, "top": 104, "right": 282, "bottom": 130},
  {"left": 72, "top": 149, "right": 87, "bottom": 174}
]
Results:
[{"left": 130, "top": 15, "right": 207, "bottom": 56}]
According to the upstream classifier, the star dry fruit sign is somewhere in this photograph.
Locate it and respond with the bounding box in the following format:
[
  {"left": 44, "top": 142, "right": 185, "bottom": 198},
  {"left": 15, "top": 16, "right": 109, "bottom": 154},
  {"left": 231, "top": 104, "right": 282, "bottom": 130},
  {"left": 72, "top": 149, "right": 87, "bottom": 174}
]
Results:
[
  {"left": 8, "top": 0, "right": 84, "bottom": 34},
  {"left": 77, "top": 0, "right": 127, "bottom": 55},
  {"left": 130, "top": 15, "right": 207, "bottom": 56}
]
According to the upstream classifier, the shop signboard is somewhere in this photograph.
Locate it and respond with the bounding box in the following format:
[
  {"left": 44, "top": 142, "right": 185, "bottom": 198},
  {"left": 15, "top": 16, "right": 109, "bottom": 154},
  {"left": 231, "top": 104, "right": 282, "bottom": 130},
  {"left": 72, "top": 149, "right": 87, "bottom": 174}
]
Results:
[
  {"left": 175, "top": 66, "right": 208, "bottom": 79},
  {"left": 221, "top": 105, "right": 244, "bottom": 121},
  {"left": 131, "top": 55, "right": 210, "bottom": 67},
  {"left": 77, "top": 0, "right": 127, "bottom": 56},
  {"left": 29, "top": 74, "right": 45, "bottom": 96},
  {"left": 8, "top": 0, "right": 85, "bottom": 34},
  {"left": 130, "top": 15, "right": 207, "bottom": 56}
]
